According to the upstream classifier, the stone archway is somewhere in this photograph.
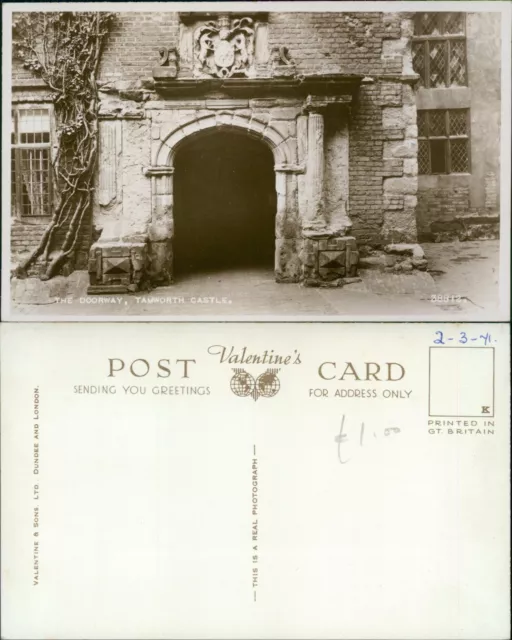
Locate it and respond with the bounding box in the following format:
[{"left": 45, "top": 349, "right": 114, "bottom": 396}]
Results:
[
  {"left": 172, "top": 130, "right": 276, "bottom": 277},
  {"left": 89, "top": 76, "right": 366, "bottom": 294},
  {"left": 144, "top": 112, "right": 302, "bottom": 285},
  {"left": 155, "top": 113, "right": 294, "bottom": 166}
]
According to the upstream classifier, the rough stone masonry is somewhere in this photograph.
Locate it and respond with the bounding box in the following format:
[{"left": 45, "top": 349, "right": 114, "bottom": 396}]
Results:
[{"left": 10, "top": 10, "right": 500, "bottom": 292}]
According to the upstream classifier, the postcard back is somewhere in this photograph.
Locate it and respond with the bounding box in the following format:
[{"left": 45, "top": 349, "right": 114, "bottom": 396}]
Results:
[{"left": 1, "top": 322, "right": 510, "bottom": 639}]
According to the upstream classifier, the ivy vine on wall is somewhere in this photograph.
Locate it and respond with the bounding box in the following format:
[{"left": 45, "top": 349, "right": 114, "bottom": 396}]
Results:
[{"left": 12, "top": 11, "right": 115, "bottom": 279}]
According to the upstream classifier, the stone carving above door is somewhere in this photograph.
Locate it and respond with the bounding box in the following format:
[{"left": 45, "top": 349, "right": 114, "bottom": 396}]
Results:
[
  {"left": 269, "top": 46, "right": 296, "bottom": 78},
  {"left": 194, "top": 15, "right": 255, "bottom": 78},
  {"left": 157, "top": 47, "right": 179, "bottom": 77}
]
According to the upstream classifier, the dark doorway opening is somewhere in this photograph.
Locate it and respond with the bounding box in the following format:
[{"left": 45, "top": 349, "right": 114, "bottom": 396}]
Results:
[{"left": 173, "top": 131, "right": 276, "bottom": 277}]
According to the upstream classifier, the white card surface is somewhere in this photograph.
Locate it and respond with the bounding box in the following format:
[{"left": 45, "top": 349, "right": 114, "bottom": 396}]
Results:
[{"left": 1, "top": 322, "right": 510, "bottom": 639}]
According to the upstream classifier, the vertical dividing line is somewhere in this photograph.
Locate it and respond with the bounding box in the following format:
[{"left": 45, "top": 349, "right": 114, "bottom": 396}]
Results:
[
  {"left": 426, "top": 111, "right": 431, "bottom": 174},
  {"left": 425, "top": 40, "right": 430, "bottom": 89},
  {"left": 447, "top": 39, "right": 451, "bottom": 87},
  {"left": 15, "top": 150, "right": 21, "bottom": 219},
  {"left": 29, "top": 150, "right": 34, "bottom": 215},
  {"left": 39, "top": 150, "right": 44, "bottom": 212},
  {"left": 492, "top": 347, "right": 495, "bottom": 417},
  {"left": 446, "top": 111, "right": 451, "bottom": 175},
  {"left": 428, "top": 347, "right": 432, "bottom": 416}
]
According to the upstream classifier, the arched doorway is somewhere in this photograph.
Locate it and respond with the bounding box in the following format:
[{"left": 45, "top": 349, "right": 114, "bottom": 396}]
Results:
[{"left": 173, "top": 131, "right": 276, "bottom": 277}]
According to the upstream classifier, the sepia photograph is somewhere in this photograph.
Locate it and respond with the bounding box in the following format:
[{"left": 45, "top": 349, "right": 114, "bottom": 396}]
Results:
[{"left": 2, "top": 1, "right": 510, "bottom": 320}]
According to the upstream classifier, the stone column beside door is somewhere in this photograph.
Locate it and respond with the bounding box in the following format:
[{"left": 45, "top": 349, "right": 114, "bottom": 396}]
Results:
[
  {"left": 144, "top": 166, "right": 175, "bottom": 285},
  {"left": 306, "top": 109, "right": 326, "bottom": 225},
  {"left": 275, "top": 165, "right": 302, "bottom": 282},
  {"left": 301, "top": 96, "right": 359, "bottom": 287},
  {"left": 88, "top": 116, "right": 151, "bottom": 294}
]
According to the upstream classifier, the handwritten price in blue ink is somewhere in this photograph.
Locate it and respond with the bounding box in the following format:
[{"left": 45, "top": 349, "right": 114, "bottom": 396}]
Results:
[{"left": 433, "top": 331, "right": 495, "bottom": 346}]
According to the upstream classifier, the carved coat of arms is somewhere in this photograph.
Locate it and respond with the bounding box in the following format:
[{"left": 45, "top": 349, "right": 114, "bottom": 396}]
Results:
[{"left": 194, "top": 15, "right": 255, "bottom": 78}]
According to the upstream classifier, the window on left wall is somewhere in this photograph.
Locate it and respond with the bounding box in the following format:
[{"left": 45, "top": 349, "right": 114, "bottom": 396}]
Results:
[{"left": 11, "top": 106, "right": 53, "bottom": 218}]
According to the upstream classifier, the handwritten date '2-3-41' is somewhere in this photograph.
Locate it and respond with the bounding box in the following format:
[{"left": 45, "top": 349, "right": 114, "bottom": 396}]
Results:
[{"left": 433, "top": 331, "right": 495, "bottom": 346}]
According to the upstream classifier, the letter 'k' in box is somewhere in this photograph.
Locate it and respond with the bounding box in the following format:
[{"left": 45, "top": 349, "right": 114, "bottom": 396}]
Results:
[{"left": 429, "top": 347, "right": 495, "bottom": 417}]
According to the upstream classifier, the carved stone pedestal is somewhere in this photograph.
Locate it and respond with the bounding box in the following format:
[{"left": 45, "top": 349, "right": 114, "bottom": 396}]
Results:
[
  {"left": 88, "top": 241, "right": 149, "bottom": 294},
  {"left": 302, "top": 234, "right": 359, "bottom": 287}
]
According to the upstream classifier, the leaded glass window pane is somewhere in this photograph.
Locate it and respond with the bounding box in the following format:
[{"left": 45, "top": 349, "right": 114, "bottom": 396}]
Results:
[
  {"left": 412, "top": 42, "right": 426, "bottom": 86},
  {"left": 414, "top": 12, "right": 465, "bottom": 36},
  {"left": 412, "top": 13, "right": 467, "bottom": 88},
  {"left": 444, "top": 13, "right": 465, "bottom": 35},
  {"left": 450, "top": 139, "right": 470, "bottom": 172},
  {"left": 418, "top": 139, "right": 430, "bottom": 174},
  {"left": 449, "top": 110, "right": 468, "bottom": 136},
  {"left": 449, "top": 40, "right": 467, "bottom": 86},
  {"left": 417, "top": 111, "right": 428, "bottom": 137},
  {"left": 417, "top": 109, "right": 470, "bottom": 175},
  {"left": 11, "top": 149, "right": 17, "bottom": 215},
  {"left": 429, "top": 111, "right": 447, "bottom": 136},
  {"left": 416, "top": 13, "right": 442, "bottom": 36},
  {"left": 429, "top": 41, "right": 447, "bottom": 88}
]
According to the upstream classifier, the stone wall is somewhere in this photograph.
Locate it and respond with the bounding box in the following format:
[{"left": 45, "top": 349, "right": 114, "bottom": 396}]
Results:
[
  {"left": 92, "top": 115, "right": 153, "bottom": 241},
  {"left": 349, "top": 79, "right": 419, "bottom": 249},
  {"left": 380, "top": 81, "right": 419, "bottom": 245},
  {"left": 85, "top": 90, "right": 323, "bottom": 288},
  {"left": 10, "top": 10, "right": 501, "bottom": 288},
  {"left": 348, "top": 82, "right": 385, "bottom": 248},
  {"left": 10, "top": 10, "right": 424, "bottom": 286},
  {"left": 415, "top": 12, "right": 501, "bottom": 241},
  {"left": 95, "top": 11, "right": 419, "bottom": 260},
  {"left": 267, "top": 12, "right": 403, "bottom": 76},
  {"left": 92, "top": 12, "right": 404, "bottom": 85},
  {"left": 349, "top": 13, "right": 419, "bottom": 251},
  {"left": 99, "top": 13, "right": 181, "bottom": 84},
  {"left": 416, "top": 179, "right": 500, "bottom": 242}
]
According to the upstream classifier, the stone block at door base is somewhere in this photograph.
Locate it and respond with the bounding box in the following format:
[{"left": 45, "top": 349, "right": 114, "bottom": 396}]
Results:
[
  {"left": 88, "top": 240, "right": 149, "bottom": 293},
  {"left": 302, "top": 235, "right": 359, "bottom": 286}
]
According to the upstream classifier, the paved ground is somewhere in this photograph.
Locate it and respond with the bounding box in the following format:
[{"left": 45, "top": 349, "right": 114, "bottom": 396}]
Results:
[
  {"left": 422, "top": 239, "right": 501, "bottom": 314},
  {"left": 8, "top": 240, "right": 502, "bottom": 319}
]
